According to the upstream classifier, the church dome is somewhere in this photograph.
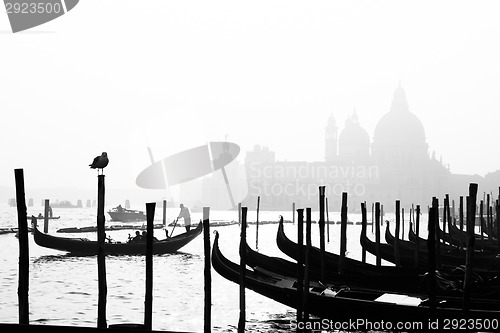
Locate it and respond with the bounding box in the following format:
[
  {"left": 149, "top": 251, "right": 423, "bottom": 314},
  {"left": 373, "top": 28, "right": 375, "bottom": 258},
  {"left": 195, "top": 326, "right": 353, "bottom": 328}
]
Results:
[
  {"left": 373, "top": 84, "right": 426, "bottom": 147},
  {"left": 338, "top": 111, "right": 370, "bottom": 159}
]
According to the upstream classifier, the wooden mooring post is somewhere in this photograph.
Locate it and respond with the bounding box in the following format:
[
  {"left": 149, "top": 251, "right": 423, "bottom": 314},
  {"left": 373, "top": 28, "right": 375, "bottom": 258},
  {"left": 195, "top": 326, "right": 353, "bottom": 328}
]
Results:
[
  {"left": 479, "top": 200, "right": 484, "bottom": 243},
  {"left": 296, "top": 208, "right": 304, "bottom": 324},
  {"left": 445, "top": 194, "right": 451, "bottom": 238},
  {"left": 361, "top": 202, "right": 367, "bottom": 263},
  {"left": 43, "top": 199, "right": 50, "bottom": 233},
  {"left": 162, "top": 200, "right": 167, "bottom": 227},
  {"left": 371, "top": 203, "right": 374, "bottom": 234},
  {"left": 442, "top": 195, "right": 447, "bottom": 235},
  {"left": 15, "top": 169, "right": 29, "bottom": 325},
  {"left": 203, "top": 207, "right": 211, "bottom": 333},
  {"left": 303, "top": 208, "right": 312, "bottom": 320},
  {"left": 144, "top": 203, "right": 155, "bottom": 330},
  {"left": 339, "top": 192, "right": 347, "bottom": 274},
  {"left": 256, "top": 196, "right": 260, "bottom": 250},
  {"left": 401, "top": 207, "right": 405, "bottom": 241},
  {"left": 394, "top": 200, "right": 401, "bottom": 267},
  {"left": 375, "top": 202, "right": 381, "bottom": 266},
  {"left": 326, "top": 198, "right": 330, "bottom": 243},
  {"left": 318, "top": 186, "right": 326, "bottom": 282},
  {"left": 414, "top": 205, "right": 420, "bottom": 268},
  {"left": 496, "top": 200, "right": 500, "bottom": 252},
  {"left": 433, "top": 197, "right": 441, "bottom": 270},
  {"left": 97, "top": 174, "right": 107, "bottom": 328},
  {"left": 459, "top": 196, "right": 464, "bottom": 231},
  {"left": 238, "top": 207, "right": 247, "bottom": 333},
  {"left": 427, "top": 201, "right": 437, "bottom": 315},
  {"left": 463, "top": 183, "right": 478, "bottom": 314},
  {"left": 452, "top": 200, "right": 456, "bottom": 225},
  {"left": 487, "top": 194, "right": 492, "bottom": 241}
]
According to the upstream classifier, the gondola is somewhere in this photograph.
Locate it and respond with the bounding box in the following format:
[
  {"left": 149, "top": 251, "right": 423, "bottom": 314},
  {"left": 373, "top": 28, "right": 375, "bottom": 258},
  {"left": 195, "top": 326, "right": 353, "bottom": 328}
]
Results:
[
  {"left": 385, "top": 223, "right": 500, "bottom": 271},
  {"left": 408, "top": 222, "right": 464, "bottom": 251},
  {"left": 448, "top": 222, "right": 498, "bottom": 251},
  {"left": 245, "top": 238, "right": 491, "bottom": 297},
  {"left": 480, "top": 217, "right": 499, "bottom": 241},
  {"left": 212, "top": 231, "right": 500, "bottom": 321},
  {"left": 33, "top": 222, "right": 202, "bottom": 255},
  {"left": 274, "top": 219, "right": 500, "bottom": 296},
  {"left": 409, "top": 221, "right": 499, "bottom": 256},
  {"left": 276, "top": 218, "right": 423, "bottom": 276}
]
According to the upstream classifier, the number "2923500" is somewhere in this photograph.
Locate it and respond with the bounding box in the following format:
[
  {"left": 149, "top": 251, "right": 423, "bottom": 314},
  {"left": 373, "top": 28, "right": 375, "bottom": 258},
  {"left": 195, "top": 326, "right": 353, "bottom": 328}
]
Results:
[{"left": 5, "top": 2, "right": 63, "bottom": 14}]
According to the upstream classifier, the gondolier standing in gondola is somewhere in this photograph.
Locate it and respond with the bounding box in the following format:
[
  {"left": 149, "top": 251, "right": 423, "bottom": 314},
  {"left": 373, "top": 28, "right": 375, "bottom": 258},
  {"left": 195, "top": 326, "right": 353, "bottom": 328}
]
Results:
[{"left": 177, "top": 203, "right": 191, "bottom": 232}]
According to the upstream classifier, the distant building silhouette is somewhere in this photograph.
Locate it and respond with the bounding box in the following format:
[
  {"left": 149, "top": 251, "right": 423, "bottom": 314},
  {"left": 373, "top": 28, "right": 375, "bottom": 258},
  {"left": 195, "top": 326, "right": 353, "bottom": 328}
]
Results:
[{"left": 242, "top": 83, "right": 487, "bottom": 211}]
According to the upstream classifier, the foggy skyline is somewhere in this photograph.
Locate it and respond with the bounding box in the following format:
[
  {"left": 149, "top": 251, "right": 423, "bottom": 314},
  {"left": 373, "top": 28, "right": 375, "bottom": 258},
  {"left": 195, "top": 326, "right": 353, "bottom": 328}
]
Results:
[{"left": 1, "top": 1, "right": 500, "bottom": 192}]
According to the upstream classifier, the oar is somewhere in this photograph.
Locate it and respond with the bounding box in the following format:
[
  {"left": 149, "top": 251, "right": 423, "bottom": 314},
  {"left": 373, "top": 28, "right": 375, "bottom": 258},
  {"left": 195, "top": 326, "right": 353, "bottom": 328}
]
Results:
[{"left": 170, "top": 218, "right": 180, "bottom": 237}]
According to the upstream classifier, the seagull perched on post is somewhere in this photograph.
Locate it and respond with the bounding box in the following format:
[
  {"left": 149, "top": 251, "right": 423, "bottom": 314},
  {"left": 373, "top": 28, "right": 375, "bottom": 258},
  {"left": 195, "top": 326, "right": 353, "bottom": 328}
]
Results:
[{"left": 89, "top": 152, "right": 109, "bottom": 175}]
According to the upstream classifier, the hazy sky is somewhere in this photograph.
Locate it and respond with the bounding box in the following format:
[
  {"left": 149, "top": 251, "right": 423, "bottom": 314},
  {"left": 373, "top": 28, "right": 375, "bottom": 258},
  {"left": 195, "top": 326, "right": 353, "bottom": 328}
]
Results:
[{"left": 1, "top": 0, "right": 500, "bottom": 191}]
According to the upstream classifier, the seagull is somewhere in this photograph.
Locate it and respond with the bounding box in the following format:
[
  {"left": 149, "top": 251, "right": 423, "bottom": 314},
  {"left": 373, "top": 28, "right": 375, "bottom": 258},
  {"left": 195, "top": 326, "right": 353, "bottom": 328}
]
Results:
[{"left": 89, "top": 152, "right": 109, "bottom": 175}]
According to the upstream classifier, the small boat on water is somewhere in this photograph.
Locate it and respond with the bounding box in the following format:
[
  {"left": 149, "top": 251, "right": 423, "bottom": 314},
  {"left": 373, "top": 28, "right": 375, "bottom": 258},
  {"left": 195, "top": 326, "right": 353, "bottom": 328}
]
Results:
[
  {"left": 28, "top": 215, "right": 60, "bottom": 220},
  {"left": 33, "top": 222, "right": 202, "bottom": 255},
  {"left": 108, "top": 205, "right": 147, "bottom": 222}
]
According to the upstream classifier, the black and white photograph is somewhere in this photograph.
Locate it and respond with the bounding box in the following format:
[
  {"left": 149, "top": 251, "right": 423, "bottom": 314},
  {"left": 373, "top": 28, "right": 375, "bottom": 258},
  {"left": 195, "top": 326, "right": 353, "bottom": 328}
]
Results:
[{"left": 1, "top": 1, "right": 500, "bottom": 332}]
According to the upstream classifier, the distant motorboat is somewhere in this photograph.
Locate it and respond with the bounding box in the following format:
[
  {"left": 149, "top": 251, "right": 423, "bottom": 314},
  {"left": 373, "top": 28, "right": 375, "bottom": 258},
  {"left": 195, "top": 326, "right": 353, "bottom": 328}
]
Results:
[{"left": 108, "top": 205, "right": 147, "bottom": 222}]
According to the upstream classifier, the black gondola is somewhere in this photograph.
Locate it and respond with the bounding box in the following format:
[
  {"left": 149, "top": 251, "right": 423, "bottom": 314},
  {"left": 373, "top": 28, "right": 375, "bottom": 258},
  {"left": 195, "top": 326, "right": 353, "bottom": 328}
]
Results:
[{"left": 33, "top": 222, "right": 202, "bottom": 255}]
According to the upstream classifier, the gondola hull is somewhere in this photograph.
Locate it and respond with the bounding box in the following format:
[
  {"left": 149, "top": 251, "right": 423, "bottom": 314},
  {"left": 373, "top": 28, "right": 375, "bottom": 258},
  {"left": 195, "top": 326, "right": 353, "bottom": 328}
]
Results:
[{"left": 33, "top": 222, "right": 202, "bottom": 255}]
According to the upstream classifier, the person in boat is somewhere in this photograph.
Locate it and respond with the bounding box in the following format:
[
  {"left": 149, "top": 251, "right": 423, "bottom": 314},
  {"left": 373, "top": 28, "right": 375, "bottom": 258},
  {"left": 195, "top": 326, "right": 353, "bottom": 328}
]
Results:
[
  {"left": 48, "top": 205, "right": 53, "bottom": 218},
  {"left": 31, "top": 215, "right": 37, "bottom": 228},
  {"left": 131, "top": 230, "right": 142, "bottom": 242},
  {"left": 116, "top": 204, "right": 124, "bottom": 212},
  {"left": 177, "top": 203, "right": 191, "bottom": 232},
  {"left": 37, "top": 213, "right": 43, "bottom": 218},
  {"left": 105, "top": 233, "right": 113, "bottom": 243},
  {"left": 140, "top": 230, "right": 158, "bottom": 242}
]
